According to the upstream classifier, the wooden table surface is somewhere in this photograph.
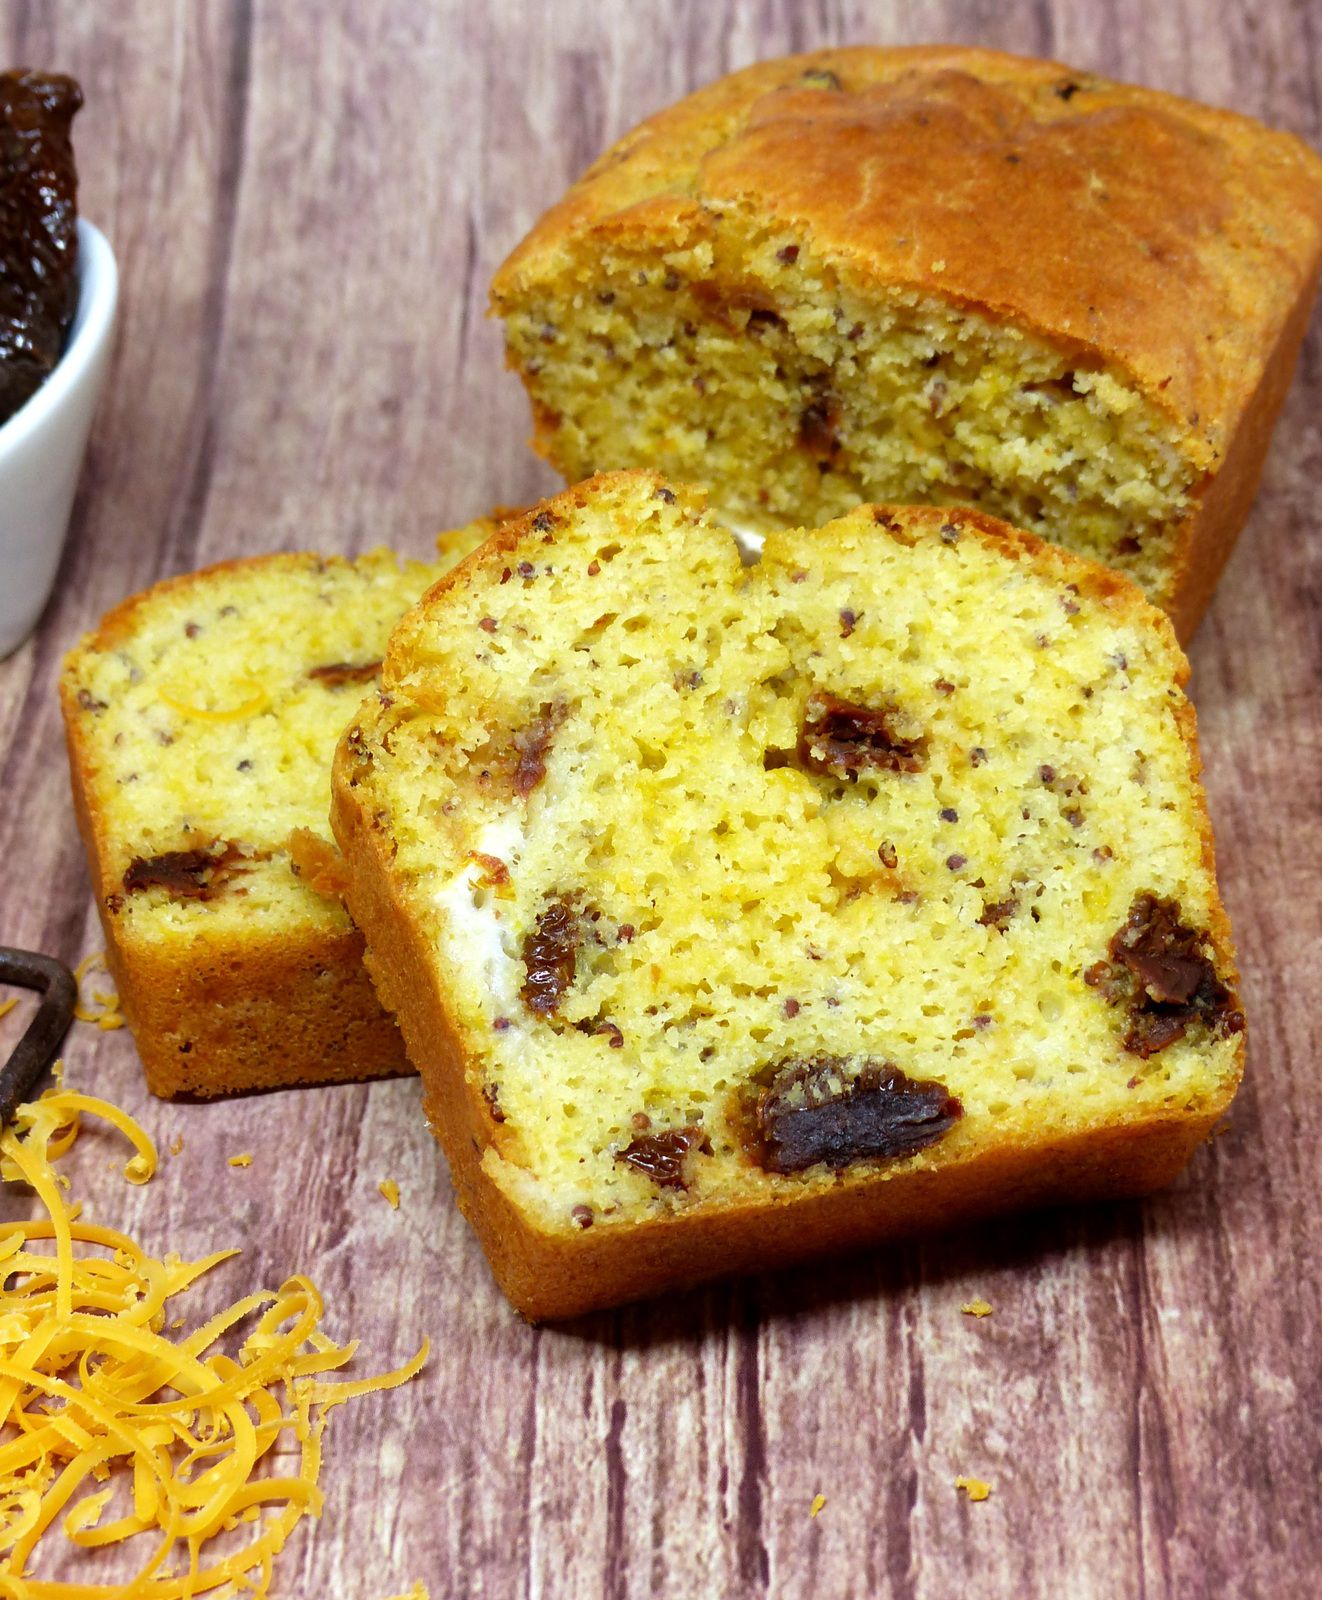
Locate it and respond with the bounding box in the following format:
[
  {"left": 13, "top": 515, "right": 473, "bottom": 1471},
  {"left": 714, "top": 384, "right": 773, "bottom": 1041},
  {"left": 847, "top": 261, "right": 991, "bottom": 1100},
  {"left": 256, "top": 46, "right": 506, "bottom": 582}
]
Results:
[{"left": 2, "top": 3, "right": 1319, "bottom": 1596}]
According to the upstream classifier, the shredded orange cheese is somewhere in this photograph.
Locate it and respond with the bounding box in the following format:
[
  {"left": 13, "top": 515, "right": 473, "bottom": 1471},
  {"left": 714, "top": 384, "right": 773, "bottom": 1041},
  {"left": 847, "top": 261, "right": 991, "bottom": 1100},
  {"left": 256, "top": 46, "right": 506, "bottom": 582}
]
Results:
[
  {"left": 955, "top": 1476, "right": 992, "bottom": 1502},
  {"left": 72, "top": 952, "right": 126, "bottom": 1032},
  {"left": 0, "top": 998, "right": 18, "bottom": 1023},
  {"left": 960, "top": 1298, "right": 994, "bottom": 1318},
  {"left": 0, "top": 1079, "right": 428, "bottom": 1596},
  {"left": 227, "top": 1153, "right": 253, "bottom": 1169},
  {"left": 377, "top": 1180, "right": 400, "bottom": 1211},
  {"left": 809, "top": 1493, "right": 827, "bottom": 1519},
  {"left": 157, "top": 683, "right": 271, "bottom": 724}
]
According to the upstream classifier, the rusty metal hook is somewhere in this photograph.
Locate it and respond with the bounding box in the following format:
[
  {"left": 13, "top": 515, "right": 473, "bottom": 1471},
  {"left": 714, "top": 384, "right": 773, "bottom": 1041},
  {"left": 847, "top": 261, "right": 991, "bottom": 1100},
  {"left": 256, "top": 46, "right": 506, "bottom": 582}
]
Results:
[{"left": 0, "top": 947, "right": 77, "bottom": 1125}]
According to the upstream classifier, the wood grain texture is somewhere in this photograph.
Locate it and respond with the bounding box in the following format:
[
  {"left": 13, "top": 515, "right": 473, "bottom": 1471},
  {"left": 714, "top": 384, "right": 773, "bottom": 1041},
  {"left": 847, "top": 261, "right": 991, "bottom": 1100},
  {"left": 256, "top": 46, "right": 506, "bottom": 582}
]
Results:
[{"left": 1, "top": 2, "right": 1319, "bottom": 1595}]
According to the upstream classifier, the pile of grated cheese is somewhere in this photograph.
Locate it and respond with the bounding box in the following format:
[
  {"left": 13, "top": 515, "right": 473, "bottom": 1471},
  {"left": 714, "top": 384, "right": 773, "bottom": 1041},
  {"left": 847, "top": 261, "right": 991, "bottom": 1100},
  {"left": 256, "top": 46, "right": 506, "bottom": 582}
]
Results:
[{"left": 0, "top": 1076, "right": 428, "bottom": 1596}]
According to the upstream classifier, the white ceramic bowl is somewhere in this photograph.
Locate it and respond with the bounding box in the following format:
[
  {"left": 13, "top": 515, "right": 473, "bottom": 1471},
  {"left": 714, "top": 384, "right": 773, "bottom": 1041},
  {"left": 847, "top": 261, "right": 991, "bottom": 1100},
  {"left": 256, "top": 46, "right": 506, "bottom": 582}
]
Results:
[{"left": 0, "top": 219, "right": 118, "bottom": 657}]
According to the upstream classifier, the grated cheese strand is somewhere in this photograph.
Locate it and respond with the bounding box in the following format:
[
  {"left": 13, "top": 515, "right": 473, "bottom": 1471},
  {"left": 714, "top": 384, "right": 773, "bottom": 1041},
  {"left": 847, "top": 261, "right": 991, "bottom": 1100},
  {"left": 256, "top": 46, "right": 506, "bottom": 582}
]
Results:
[
  {"left": 71, "top": 954, "right": 126, "bottom": 1033},
  {"left": 156, "top": 684, "right": 271, "bottom": 724},
  {"left": 0, "top": 1078, "right": 429, "bottom": 1597}
]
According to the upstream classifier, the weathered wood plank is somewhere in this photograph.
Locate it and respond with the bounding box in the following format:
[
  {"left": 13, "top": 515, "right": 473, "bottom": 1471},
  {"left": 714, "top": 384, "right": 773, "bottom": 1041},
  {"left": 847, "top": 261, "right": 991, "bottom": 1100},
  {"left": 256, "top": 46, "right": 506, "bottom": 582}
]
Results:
[{"left": 1, "top": 2, "right": 1319, "bottom": 1596}]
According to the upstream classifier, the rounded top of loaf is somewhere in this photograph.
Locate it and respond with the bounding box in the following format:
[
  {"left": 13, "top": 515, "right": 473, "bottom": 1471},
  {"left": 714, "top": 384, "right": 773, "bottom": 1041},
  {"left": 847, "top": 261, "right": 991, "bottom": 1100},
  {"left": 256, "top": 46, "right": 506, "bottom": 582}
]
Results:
[{"left": 492, "top": 45, "right": 1322, "bottom": 468}]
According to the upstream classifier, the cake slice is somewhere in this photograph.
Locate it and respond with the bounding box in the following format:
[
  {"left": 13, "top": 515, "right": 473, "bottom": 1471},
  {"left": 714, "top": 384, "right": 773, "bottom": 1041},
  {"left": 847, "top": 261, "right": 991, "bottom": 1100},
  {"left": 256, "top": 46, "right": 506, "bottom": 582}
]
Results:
[
  {"left": 491, "top": 46, "right": 1322, "bottom": 639},
  {"left": 332, "top": 472, "right": 1244, "bottom": 1320},
  {"left": 61, "top": 521, "right": 493, "bottom": 1098}
]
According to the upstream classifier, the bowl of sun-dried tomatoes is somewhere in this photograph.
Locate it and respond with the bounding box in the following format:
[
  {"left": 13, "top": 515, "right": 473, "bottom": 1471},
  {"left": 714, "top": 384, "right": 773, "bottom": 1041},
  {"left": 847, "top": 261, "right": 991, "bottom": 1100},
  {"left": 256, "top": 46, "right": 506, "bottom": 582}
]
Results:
[{"left": 0, "top": 69, "right": 117, "bottom": 658}]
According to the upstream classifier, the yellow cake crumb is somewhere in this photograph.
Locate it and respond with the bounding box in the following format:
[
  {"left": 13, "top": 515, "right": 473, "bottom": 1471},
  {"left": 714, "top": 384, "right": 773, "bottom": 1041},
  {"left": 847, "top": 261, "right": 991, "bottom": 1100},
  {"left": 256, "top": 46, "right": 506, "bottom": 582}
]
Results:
[
  {"left": 227, "top": 1151, "right": 253, "bottom": 1168},
  {"left": 169, "top": 1132, "right": 184, "bottom": 1156},
  {"left": 379, "top": 1177, "right": 401, "bottom": 1209},
  {"left": 961, "top": 1297, "right": 994, "bottom": 1318},
  {"left": 60, "top": 528, "right": 496, "bottom": 1100},
  {"left": 809, "top": 1493, "right": 827, "bottom": 1519},
  {"left": 956, "top": 1476, "right": 992, "bottom": 1501}
]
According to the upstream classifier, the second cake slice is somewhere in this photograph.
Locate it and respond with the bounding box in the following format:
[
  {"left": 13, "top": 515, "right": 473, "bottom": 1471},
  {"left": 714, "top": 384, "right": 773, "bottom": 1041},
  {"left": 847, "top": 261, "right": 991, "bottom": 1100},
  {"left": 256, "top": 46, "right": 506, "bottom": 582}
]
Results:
[
  {"left": 333, "top": 472, "right": 1244, "bottom": 1318},
  {"left": 61, "top": 523, "right": 492, "bottom": 1097}
]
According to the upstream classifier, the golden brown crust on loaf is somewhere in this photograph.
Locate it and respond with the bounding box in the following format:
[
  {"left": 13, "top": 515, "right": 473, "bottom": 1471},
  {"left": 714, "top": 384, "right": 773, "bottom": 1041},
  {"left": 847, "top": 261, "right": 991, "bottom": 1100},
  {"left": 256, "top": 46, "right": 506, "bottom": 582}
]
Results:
[
  {"left": 97, "top": 912, "right": 403, "bottom": 1101},
  {"left": 82, "top": 555, "right": 307, "bottom": 651},
  {"left": 1156, "top": 273, "right": 1319, "bottom": 639},
  {"left": 492, "top": 47, "right": 1322, "bottom": 640},
  {"left": 495, "top": 46, "right": 1322, "bottom": 455},
  {"left": 332, "top": 472, "right": 1243, "bottom": 1319}
]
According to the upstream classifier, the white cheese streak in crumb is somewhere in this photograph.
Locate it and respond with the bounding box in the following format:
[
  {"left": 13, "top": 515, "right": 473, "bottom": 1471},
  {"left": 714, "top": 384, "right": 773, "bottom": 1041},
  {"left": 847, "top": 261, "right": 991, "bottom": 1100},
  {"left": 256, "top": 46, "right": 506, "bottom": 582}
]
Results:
[{"left": 434, "top": 817, "right": 526, "bottom": 1017}]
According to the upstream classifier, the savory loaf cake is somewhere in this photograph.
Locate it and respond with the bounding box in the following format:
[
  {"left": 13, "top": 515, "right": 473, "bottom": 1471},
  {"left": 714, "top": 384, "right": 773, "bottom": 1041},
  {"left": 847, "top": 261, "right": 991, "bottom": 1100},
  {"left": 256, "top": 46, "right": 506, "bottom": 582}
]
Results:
[
  {"left": 61, "top": 522, "right": 491, "bottom": 1098},
  {"left": 331, "top": 472, "right": 1244, "bottom": 1320},
  {"left": 491, "top": 46, "right": 1322, "bottom": 641}
]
